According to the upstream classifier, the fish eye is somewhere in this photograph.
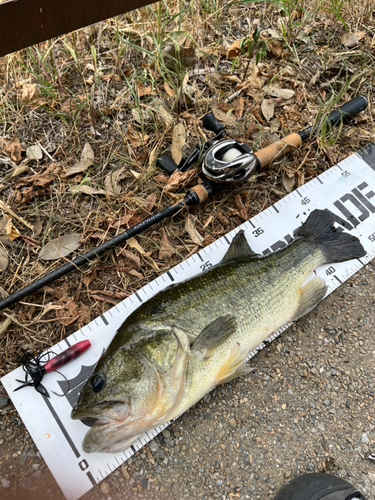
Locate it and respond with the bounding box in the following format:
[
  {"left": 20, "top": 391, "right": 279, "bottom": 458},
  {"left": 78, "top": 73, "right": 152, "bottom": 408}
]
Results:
[{"left": 91, "top": 374, "right": 106, "bottom": 392}]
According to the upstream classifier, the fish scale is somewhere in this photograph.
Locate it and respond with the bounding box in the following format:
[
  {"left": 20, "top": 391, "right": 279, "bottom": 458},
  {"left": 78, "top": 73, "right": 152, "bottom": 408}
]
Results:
[{"left": 71, "top": 210, "right": 365, "bottom": 453}]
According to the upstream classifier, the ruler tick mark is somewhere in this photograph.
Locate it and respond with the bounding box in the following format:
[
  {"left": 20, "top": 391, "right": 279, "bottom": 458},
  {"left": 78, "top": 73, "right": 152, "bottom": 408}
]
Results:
[
  {"left": 333, "top": 275, "right": 342, "bottom": 284},
  {"left": 296, "top": 190, "right": 302, "bottom": 198},
  {"left": 135, "top": 292, "right": 143, "bottom": 303},
  {"left": 100, "top": 314, "right": 109, "bottom": 326},
  {"left": 197, "top": 253, "right": 204, "bottom": 262},
  {"left": 223, "top": 235, "right": 230, "bottom": 244},
  {"left": 272, "top": 205, "right": 279, "bottom": 214},
  {"left": 316, "top": 177, "right": 323, "bottom": 185},
  {"left": 167, "top": 271, "right": 175, "bottom": 282}
]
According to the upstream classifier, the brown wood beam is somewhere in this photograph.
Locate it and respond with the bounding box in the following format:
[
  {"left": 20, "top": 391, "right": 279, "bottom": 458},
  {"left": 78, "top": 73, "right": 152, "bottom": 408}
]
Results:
[{"left": 0, "top": 0, "right": 154, "bottom": 57}]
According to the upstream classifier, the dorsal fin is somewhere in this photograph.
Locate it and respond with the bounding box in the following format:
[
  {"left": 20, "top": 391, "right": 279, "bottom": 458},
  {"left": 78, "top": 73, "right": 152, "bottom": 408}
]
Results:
[{"left": 221, "top": 230, "right": 257, "bottom": 263}]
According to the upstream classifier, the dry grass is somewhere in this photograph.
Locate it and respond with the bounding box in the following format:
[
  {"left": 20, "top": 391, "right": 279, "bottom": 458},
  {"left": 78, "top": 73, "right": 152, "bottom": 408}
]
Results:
[{"left": 0, "top": 0, "right": 374, "bottom": 377}]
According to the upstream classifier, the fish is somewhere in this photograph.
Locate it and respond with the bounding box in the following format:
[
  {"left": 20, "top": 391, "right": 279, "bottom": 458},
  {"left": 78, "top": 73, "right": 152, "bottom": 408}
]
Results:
[{"left": 71, "top": 209, "right": 366, "bottom": 453}]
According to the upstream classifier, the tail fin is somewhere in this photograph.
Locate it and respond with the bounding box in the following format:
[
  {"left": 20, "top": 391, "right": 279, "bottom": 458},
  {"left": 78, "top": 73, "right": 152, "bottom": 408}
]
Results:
[{"left": 297, "top": 209, "right": 366, "bottom": 263}]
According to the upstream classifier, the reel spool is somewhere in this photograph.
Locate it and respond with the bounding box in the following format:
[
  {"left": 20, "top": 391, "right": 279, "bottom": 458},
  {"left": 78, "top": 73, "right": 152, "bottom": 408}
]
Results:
[{"left": 201, "top": 139, "right": 260, "bottom": 184}]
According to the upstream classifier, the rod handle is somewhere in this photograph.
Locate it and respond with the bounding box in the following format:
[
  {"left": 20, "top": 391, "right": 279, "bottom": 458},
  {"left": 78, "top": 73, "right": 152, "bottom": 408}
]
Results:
[
  {"left": 202, "top": 113, "right": 225, "bottom": 134},
  {"left": 254, "top": 133, "right": 302, "bottom": 168},
  {"left": 327, "top": 95, "right": 368, "bottom": 128}
]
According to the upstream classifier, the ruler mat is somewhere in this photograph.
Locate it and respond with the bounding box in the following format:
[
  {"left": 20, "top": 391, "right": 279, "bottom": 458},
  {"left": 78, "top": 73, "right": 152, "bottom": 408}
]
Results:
[{"left": 2, "top": 143, "right": 375, "bottom": 500}]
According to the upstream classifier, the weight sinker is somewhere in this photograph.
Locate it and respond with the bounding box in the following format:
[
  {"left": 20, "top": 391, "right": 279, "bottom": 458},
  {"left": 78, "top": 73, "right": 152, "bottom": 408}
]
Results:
[{"left": 71, "top": 209, "right": 365, "bottom": 454}]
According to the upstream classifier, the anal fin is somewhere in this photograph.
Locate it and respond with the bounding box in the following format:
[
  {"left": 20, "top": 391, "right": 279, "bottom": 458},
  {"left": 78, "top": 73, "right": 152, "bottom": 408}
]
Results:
[{"left": 291, "top": 276, "right": 327, "bottom": 322}]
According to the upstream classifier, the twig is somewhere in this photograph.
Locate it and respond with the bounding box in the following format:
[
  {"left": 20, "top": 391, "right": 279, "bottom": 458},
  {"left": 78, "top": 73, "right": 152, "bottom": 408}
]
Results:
[{"left": 0, "top": 200, "right": 34, "bottom": 231}]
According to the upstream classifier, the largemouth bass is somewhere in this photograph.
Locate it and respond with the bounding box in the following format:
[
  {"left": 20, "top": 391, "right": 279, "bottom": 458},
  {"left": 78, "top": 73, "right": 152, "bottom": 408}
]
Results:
[{"left": 71, "top": 209, "right": 365, "bottom": 453}]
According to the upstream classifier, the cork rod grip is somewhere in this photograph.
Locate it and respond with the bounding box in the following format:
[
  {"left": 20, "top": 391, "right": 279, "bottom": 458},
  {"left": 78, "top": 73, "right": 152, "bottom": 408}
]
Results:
[{"left": 254, "top": 133, "right": 302, "bottom": 168}]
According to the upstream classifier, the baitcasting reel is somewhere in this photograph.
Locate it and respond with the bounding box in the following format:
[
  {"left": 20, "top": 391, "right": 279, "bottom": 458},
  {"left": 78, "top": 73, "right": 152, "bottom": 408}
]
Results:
[{"left": 201, "top": 139, "right": 259, "bottom": 184}]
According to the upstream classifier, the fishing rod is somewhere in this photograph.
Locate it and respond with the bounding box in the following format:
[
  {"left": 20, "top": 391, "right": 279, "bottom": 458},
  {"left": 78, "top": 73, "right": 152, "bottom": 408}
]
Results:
[{"left": 0, "top": 95, "right": 367, "bottom": 311}]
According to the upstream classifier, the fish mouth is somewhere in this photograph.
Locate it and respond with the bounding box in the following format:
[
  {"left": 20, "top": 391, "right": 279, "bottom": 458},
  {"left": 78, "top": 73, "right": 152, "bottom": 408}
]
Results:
[
  {"left": 71, "top": 400, "right": 129, "bottom": 423},
  {"left": 82, "top": 420, "right": 144, "bottom": 454}
]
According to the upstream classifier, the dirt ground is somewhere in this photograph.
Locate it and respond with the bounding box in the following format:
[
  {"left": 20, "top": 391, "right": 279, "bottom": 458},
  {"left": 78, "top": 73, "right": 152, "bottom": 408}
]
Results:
[{"left": 1, "top": 262, "right": 375, "bottom": 500}]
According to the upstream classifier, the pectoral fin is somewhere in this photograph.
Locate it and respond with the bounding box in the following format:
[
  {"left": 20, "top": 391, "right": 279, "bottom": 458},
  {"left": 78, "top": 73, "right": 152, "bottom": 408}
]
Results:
[
  {"left": 192, "top": 315, "right": 236, "bottom": 353},
  {"left": 291, "top": 276, "right": 327, "bottom": 322}
]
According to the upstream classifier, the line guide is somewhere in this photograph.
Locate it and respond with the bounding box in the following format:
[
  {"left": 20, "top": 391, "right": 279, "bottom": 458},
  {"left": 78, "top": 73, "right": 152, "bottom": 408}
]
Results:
[{"left": 2, "top": 143, "right": 375, "bottom": 500}]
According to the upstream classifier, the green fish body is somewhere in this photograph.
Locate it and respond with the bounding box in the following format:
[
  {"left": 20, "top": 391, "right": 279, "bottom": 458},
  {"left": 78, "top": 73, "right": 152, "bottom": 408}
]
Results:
[{"left": 71, "top": 209, "right": 365, "bottom": 453}]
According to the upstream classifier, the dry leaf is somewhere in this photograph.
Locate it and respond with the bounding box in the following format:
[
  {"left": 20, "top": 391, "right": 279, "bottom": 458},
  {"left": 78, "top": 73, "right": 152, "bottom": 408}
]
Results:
[
  {"left": 129, "top": 269, "right": 143, "bottom": 279},
  {"left": 70, "top": 185, "right": 108, "bottom": 196},
  {"left": 157, "top": 104, "right": 174, "bottom": 126},
  {"left": 282, "top": 168, "right": 296, "bottom": 193},
  {"left": 136, "top": 82, "right": 155, "bottom": 97},
  {"left": 39, "top": 233, "right": 82, "bottom": 260},
  {"left": 105, "top": 167, "right": 124, "bottom": 195},
  {"left": 0, "top": 247, "right": 8, "bottom": 271},
  {"left": 0, "top": 217, "right": 11, "bottom": 246},
  {"left": 218, "top": 73, "right": 242, "bottom": 84},
  {"left": 119, "top": 248, "right": 141, "bottom": 269},
  {"left": 227, "top": 38, "right": 244, "bottom": 59},
  {"left": 65, "top": 159, "right": 93, "bottom": 177},
  {"left": 56, "top": 297, "right": 80, "bottom": 326},
  {"left": 164, "top": 169, "right": 196, "bottom": 193},
  {"left": 81, "top": 143, "right": 94, "bottom": 162},
  {"left": 127, "top": 237, "right": 146, "bottom": 255},
  {"left": 82, "top": 269, "right": 97, "bottom": 288},
  {"left": 26, "top": 145, "right": 43, "bottom": 160},
  {"left": 180, "top": 72, "right": 196, "bottom": 106},
  {"left": 211, "top": 103, "right": 237, "bottom": 125},
  {"left": 1, "top": 137, "right": 23, "bottom": 162},
  {"left": 242, "top": 65, "right": 265, "bottom": 90},
  {"left": 261, "top": 98, "right": 275, "bottom": 121},
  {"left": 341, "top": 32, "right": 358, "bottom": 48},
  {"left": 127, "top": 126, "right": 149, "bottom": 147},
  {"left": 171, "top": 123, "right": 186, "bottom": 165},
  {"left": 143, "top": 192, "right": 157, "bottom": 213},
  {"left": 159, "top": 228, "right": 175, "bottom": 260},
  {"left": 130, "top": 170, "right": 142, "bottom": 179},
  {"left": 90, "top": 290, "right": 127, "bottom": 305},
  {"left": 266, "top": 87, "right": 295, "bottom": 99},
  {"left": 355, "top": 31, "right": 366, "bottom": 41},
  {"left": 164, "top": 82, "right": 176, "bottom": 96},
  {"left": 185, "top": 215, "right": 204, "bottom": 246},
  {"left": 234, "top": 194, "right": 248, "bottom": 220},
  {"left": 5, "top": 216, "right": 21, "bottom": 241},
  {"left": 21, "top": 84, "right": 44, "bottom": 105}
]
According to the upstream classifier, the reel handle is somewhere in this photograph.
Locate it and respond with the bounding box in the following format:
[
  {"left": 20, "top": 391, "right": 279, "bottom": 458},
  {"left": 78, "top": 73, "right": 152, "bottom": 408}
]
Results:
[{"left": 202, "top": 113, "right": 225, "bottom": 134}]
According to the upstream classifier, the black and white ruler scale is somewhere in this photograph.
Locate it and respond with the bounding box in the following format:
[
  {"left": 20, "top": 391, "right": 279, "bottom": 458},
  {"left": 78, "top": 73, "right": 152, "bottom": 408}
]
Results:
[{"left": 2, "top": 143, "right": 375, "bottom": 500}]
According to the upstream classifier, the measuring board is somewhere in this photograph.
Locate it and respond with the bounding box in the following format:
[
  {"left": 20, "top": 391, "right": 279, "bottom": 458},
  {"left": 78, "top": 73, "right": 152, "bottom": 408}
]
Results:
[{"left": 2, "top": 143, "right": 375, "bottom": 500}]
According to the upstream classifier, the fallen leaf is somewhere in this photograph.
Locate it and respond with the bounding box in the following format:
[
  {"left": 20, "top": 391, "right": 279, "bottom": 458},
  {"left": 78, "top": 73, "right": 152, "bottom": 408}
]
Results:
[
  {"left": 341, "top": 32, "right": 358, "bottom": 48},
  {"left": 164, "top": 169, "right": 196, "bottom": 193},
  {"left": 282, "top": 168, "right": 296, "bottom": 193},
  {"left": 136, "top": 82, "right": 156, "bottom": 97},
  {"left": 65, "top": 159, "right": 93, "bottom": 177},
  {"left": 242, "top": 65, "right": 265, "bottom": 90},
  {"left": 144, "top": 192, "right": 158, "bottom": 213},
  {"left": 218, "top": 73, "right": 242, "bottom": 84},
  {"left": 21, "top": 84, "right": 44, "bottom": 105},
  {"left": 127, "top": 237, "right": 146, "bottom": 255},
  {"left": 81, "top": 143, "right": 94, "bottom": 162},
  {"left": 105, "top": 167, "right": 124, "bottom": 195},
  {"left": 355, "top": 31, "right": 366, "bottom": 41},
  {"left": 171, "top": 123, "right": 186, "bottom": 165},
  {"left": 164, "top": 82, "right": 176, "bottom": 96},
  {"left": 55, "top": 297, "right": 80, "bottom": 326},
  {"left": 185, "top": 215, "right": 204, "bottom": 246},
  {"left": 5, "top": 216, "right": 21, "bottom": 241},
  {"left": 0, "top": 247, "right": 8, "bottom": 271},
  {"left": 180, "top": 72, "right": 196, "bottom": 106},
  {"left": 130, "top": 170, "right": 142, "bottom": 179},
  {"left": 158, "top": 228, "right": 175, "bottom": 260},
  {"left": 211, "top": 103, "right": 237, "bottom": 125},
  {"left": 90, "top": 290, "right": 127, "bottom": 305},
  {"left": 266, "top": 87, "right": 295, "bottom": 99},
  {"left": 234, "top": 194, "right": 248, "bottom": 220},
  {"left": 1, "top": 137, "right": 23, "bottom": 162},
  {"left": 261, "top": 98, "right": 275, "bottom": 121},
  {"left": 119, "top": 248, "right": 141, "bottom": 268},
  {"left": 82, "top": 269, "right": 97, "bottom": 288},
  {"left": 14, "top": 170, "right": 52, "bottom": 187},
  {"left": 157, "top": 104, "right": 174, "bottom": 126},
  {"left": 26, "top": 145, "right": 43, "bottom": 160},
  {"left": 127, "top": 126, "right": 149, "bottom": 148},
  {"left": 262, "top": 28, "right": 282, "bottom": 39},
  {"left": 269, "top": 117, "right": 280, "bottom": 131},
  {"left": 227, "top": 38, "right": 244, "bottom": 59},
  {"left": 70, "top": 185, "right": 108, "bottom": 196},
  {"left": 39, "top": 233, "right": 82, "bottom": 260},
  {"left": 129, "top": 269, "right": 143, "bottom": 279}
]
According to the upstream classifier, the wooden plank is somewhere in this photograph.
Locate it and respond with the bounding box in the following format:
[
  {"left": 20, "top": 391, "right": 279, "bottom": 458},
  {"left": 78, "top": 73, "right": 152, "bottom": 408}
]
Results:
[{"left": 0, "top": 0, "right": 153, "bottom": 57}]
